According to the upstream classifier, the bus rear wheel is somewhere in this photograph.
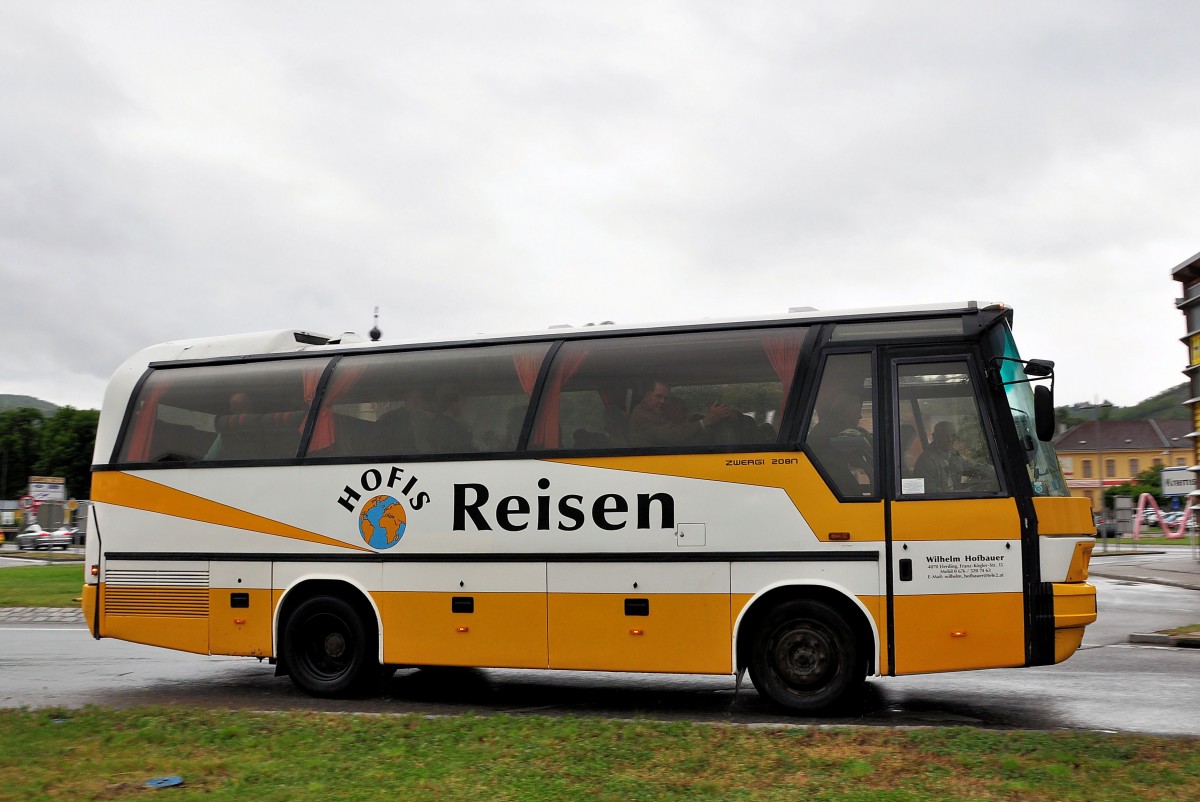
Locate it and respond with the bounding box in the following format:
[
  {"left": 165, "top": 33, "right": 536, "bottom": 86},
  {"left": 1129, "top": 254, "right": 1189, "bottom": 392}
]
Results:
[
  {"left": 749, "top": 599, "right": 863, "bottom": 714},
  {"left": 283, "top": 595, "right": 375, "bottom": 698}
]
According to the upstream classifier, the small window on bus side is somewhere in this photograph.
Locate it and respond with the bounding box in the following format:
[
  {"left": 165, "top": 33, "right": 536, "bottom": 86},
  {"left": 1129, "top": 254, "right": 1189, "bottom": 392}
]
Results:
[
  {"left": 116, "top": 359, "right": 329, "bottom": 464},
  {"left": 305, "top": 342, "right": 551, "bottom": 458},
  {"left": 896, "top": 360, "right": 1001, "bottom": 497},
  {"left": 804, "top": 353, "right": 875, "bottom": 497},
  {"left": 528, "top": 327, "right": 807, "bottom": 451}
]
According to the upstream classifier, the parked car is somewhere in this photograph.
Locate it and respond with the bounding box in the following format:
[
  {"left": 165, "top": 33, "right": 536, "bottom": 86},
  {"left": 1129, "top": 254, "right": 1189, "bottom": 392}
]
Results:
[
  {"left": 13, "top": 523, "right": 43, "bottom": 541},
  {"left": 1162, "top": 512, "right": 1199, "bottom": 532},
  {"left": 1093, "top": 514, "right": 1120, "bottom": 538},
  {"left": 14, "top": 525, "right": 72, "bottom": 550},
  {"left": 56, "top": 526, "right": 83, "bottom": 545},
  {"left": 1141, "top": 509, "right": 1159, "bottom": 526}
]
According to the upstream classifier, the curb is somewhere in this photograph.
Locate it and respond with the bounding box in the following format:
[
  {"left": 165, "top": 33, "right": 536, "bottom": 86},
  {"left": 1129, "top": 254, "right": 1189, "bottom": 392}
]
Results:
[
  {"left": 1088, "top": 570, "right": 1200, "bottom": 593},
  {"left": 0, "top": 607, "right": 85, "bottom": 624},
  {"left": 0, "top": 553, "right": 85, "bottom": 564},
  {"left": 1129, "top": 633, "right": 1200, "bottom": 648}
]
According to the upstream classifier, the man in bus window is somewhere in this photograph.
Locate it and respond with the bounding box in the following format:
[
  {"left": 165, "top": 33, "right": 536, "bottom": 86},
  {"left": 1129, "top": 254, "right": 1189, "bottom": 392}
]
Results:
[
  {"left": 204, "top": 391, "right": 255, "bottom": 459},
  {"left": 806, "top": 395, "right": 873, "bottom": 496},
  {"left": 914, "top": 420, "right": 992, "bottom": 493},
  {"left": 628, "top": 380, "right": 736, "bottom": 446},
  {"left": 430, "top": 385, "right": 474, "bottom": 452}
]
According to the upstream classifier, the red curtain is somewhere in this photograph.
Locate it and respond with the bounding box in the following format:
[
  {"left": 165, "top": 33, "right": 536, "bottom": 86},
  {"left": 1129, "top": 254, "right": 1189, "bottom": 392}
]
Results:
[
  {"left": 308, "top": 361, "right": 365, "bottom": 452},
  {"left": 299, "top": 360, "right": 327, "bottom": 438},
  {"left": 301, "top": 364, "right": 322, "bottom": 409},
  {"left": 530, "top": 347, "right": 589, "bottom": 448},
  {"left": 123, "top": 380, "right": 167, "bottom": 461},
  {"left": 763, "top": 332, "right": 804, "bottom": 424},
  {"left": 512, "top": 347, "right": 545, "bottom": 396}
]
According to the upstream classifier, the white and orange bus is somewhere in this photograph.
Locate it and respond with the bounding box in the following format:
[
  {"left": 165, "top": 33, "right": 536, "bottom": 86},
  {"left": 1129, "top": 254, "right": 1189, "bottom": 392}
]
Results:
[{"left": 84, "top": 302, "right": 1097, "bottom": 713}]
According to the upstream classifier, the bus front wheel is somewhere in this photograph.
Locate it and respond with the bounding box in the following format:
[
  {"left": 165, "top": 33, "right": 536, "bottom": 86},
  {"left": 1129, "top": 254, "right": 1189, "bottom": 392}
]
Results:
[
  {"left": 749, "top": 599, "right": 863, "bottom": 714},
  {"left": 283, "top": 595, "right": 375, "bottom": 698}
]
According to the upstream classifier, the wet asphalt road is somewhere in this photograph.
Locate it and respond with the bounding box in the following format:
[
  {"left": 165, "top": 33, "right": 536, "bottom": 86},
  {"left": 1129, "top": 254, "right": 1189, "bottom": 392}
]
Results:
[{"left": 2, "top": 573, "right": 1198, "bottom": 735}]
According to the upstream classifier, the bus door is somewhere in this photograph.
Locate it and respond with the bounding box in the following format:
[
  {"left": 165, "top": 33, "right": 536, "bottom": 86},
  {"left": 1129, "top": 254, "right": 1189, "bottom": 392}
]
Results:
[{"left": 884, "top": 352, "right": 1027, "bottom": 675}]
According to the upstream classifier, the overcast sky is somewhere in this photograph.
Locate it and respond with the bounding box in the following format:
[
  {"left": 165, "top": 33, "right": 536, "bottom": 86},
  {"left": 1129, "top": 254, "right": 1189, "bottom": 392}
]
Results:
[{"left": 2, "top": 2, "right": 1197, "bottom": 412}]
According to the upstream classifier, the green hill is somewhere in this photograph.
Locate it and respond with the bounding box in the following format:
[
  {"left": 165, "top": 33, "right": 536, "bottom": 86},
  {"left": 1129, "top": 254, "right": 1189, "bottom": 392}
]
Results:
[
  {"left": 1111, "top": 383, "right": 1189, "bottom": 421},
  {"left": 1053, "top": 383, "right": 1187, "bottom": 428},
  {"left": 0, "top": 395, "right": 58, "bottom": 415}
]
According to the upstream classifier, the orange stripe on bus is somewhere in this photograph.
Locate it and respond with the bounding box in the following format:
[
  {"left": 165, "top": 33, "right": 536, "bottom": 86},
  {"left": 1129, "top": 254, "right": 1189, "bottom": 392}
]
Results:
[
  {"left": 92, "top": 472, "right": 368, "bottom": 552},
  {"left": 546, "top": 453, "right": 886, "bottom": 540}
]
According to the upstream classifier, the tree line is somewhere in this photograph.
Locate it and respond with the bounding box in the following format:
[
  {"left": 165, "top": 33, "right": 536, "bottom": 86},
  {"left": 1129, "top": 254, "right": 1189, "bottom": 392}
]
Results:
[
  {"left": 0, "top": 407, "right": 99, "bottom": 500},
  {"left": 1103, "top": 464, "right": 1169, "bottom": 508}
]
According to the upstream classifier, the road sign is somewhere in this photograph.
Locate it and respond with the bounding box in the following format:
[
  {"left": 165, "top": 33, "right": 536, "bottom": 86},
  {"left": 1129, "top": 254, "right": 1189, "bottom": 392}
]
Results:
[
  {"left": 19, "top": 495, "right": 35, "bottom": 510},
  {"left": 28, "top": 477, "right": 66, "bottom": 502},
  {"left": 1161, "top": 468, "right": 1196, "bottom": 497}
]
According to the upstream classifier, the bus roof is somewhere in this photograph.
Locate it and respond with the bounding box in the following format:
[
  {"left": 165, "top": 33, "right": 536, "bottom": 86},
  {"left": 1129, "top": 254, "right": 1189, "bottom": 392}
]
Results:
[{"left": 134, "top": 301, "right": 1008, "bottom": 365}]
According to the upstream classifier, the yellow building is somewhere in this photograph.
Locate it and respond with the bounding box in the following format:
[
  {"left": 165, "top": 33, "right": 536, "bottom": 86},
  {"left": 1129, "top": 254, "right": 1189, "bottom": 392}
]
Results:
[{"left": 1052, "top": 419, "right": 1192, "bottom": 511}]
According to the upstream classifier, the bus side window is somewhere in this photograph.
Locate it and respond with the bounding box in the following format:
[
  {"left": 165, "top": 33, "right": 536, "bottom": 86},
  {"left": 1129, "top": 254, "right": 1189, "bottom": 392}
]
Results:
[
  {"left": 529, "top": 327, "right": 807, "bottom": 451},
  {"left": 305, "top": 343, "right": 551, "bottom": 458},
  {"left": 116, "top": 360, "right": 327, "bottom": 464},
  {"left": 804, "top": 353, "right": 875, "bottom": 497}
]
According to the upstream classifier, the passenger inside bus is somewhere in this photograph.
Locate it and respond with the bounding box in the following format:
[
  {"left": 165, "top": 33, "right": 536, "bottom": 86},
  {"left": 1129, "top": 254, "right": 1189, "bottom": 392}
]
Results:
[
  {"left": 627, "top": 380, "right": 737, "bottom": 447},
  {"left": 913, "top": 420, "right": 994, "bottom": 493},
  {"left": 806, "top": 395, "right": 874, "bottom": 496},
  {"left": 430, "top": 385, "right": 474, "bottom": 452},
  {"left": 374, "top": 406, "right": 419, "bottom": 454},
  {"left": 371, "top": 388, "right": 437, "bottom": 455},
  {"left": 204, "top": 391, "right": 255, "bottom": 460}
]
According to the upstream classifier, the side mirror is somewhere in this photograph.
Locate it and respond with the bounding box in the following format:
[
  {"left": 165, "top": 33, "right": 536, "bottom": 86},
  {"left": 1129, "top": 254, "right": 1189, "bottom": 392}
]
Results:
[
  {"left": 1025, "top": 359, "right": 1055, "bottom": 378},
  {"left": 1034, "top": 384, "right": 1055, "bottom": 442}
]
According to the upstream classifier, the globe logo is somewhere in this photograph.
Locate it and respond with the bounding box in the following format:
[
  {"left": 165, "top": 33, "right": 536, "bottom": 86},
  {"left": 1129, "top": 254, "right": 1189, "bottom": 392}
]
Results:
[{"left": 358, "top": 495, "right": 407, "bottom": 549}]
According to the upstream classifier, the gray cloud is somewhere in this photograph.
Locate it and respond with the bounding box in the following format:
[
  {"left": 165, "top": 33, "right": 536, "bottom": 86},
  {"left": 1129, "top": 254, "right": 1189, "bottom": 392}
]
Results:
[{"left": 1, "top": 1, "right": 1198, "bottom": 410}]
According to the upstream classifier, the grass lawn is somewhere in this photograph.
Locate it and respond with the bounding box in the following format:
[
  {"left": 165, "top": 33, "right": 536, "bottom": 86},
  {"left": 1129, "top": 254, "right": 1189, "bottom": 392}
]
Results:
[
  {"left": 0, "top": 563, "right": 84, "bottom": 607},
  {"left": 0, "top": 708, "right": 1197, "bottom": 801}
]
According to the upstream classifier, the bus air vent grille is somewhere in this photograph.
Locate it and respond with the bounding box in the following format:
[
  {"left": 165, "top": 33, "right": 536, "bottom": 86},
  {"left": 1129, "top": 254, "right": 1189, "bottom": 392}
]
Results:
[{"left": 104, "top": 570, "right": 210, "bottom": 618}]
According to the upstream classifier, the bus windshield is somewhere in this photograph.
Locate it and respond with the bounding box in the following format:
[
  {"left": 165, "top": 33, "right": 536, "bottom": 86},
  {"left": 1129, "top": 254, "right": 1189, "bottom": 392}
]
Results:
[{"left": 990, "top": 324, "right": 1070, "bottom": 497}]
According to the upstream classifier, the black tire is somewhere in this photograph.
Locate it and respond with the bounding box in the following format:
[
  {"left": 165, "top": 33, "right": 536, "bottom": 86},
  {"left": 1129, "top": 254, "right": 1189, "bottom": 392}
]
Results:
[
  {"left": 749, "top": 599, "right": 864, "bottom": 714},
  {"left": 282, "top": 595, "right": 376, "bottom": 698}
]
